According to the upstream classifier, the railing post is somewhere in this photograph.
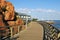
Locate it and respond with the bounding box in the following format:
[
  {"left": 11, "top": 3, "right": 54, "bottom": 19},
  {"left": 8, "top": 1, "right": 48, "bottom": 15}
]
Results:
[
  {"left": 18, "top": 26, "right": 20, "bottom": 34},
  {"left": 10, "top": 27, "right": 13, "bottom": 38}
]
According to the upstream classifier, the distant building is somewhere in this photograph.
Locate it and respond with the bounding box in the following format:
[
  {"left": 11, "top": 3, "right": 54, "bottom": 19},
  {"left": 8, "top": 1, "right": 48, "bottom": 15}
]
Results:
[
  {"left": 19, "top": 13, "right": 31, "bottom": 21},
  {"left": 16, "top": 13, "right": 31, "bottom": 24}
]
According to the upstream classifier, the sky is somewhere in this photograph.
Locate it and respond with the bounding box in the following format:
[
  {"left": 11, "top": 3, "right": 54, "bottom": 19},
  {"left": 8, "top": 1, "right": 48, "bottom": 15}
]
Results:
[{"left": 7, "top": 0, "right": 60, "bottom": 20}]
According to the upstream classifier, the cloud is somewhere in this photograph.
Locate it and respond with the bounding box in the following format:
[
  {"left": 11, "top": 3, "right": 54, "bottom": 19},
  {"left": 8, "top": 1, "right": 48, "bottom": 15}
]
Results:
[
  {"left": 15, "top": 8, "right": 60, "bottom": 20},
  {"left": 33, "top": 9, "right": 56, "bottom": 13},
  {"left": 15, "top": 8, "right": 31, "bottom": 13},
  {"left": 15, "top": 8, "right": 59, "bottom": 13}
]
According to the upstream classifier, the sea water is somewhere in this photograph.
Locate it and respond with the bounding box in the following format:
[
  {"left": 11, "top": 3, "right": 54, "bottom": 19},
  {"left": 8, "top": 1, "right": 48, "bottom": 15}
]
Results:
[{"left": 52, "top": 20, "right": 60, "bottom": 30}]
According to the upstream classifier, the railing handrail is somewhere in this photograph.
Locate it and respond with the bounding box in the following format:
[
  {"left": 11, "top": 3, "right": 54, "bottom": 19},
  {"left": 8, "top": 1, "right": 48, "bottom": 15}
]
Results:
[{"left": 38, "top": 21, "right": 60, "bottom": 40}]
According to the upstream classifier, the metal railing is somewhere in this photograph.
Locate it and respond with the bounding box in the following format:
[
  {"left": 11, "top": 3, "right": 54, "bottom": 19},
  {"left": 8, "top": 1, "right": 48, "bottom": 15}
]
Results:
[
  {"left": 0, "top": 26, "right": 10, "bottom": 40},
  {"left": 0, "top": 25, "right": 22, "bottom": 40},
  {"left": 38, "top": 21, "right": 60, "bottom": 40}
]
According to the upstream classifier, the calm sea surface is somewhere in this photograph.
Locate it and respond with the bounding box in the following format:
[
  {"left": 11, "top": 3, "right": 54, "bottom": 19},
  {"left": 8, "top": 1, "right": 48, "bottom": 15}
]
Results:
[{"left": 51, "top": 20, "right": 60, "bottom": 30}]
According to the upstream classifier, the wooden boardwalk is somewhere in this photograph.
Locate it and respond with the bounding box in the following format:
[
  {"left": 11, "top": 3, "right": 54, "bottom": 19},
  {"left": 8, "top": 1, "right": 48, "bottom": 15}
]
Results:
[{"left": 17, "top": 22, "right": 43, "bottom": 40}]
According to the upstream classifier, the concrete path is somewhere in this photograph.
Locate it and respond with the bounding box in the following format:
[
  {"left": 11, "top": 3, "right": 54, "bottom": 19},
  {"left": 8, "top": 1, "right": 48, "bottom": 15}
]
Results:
[{"left": 17, "top": 22, "right": 43, "bottom": 40}]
